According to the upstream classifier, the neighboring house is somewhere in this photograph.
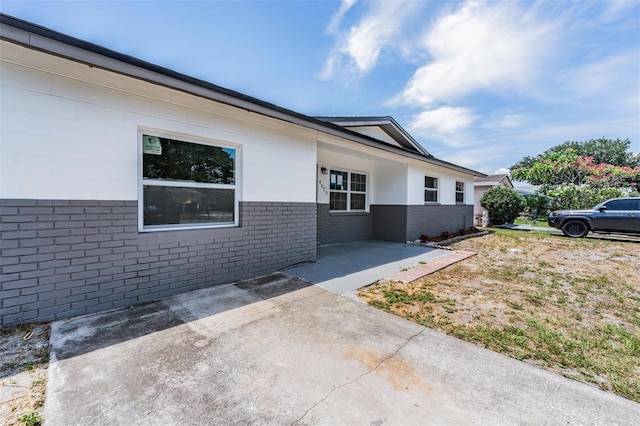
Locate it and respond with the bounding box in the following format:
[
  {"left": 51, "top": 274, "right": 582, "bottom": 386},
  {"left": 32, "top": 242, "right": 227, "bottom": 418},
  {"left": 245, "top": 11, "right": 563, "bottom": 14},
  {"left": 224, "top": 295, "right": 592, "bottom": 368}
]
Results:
[
  {"left": 514, "top": 186, "right": 537, "bottom": 197},
  {"left": 0, "top": 14, "right": 485, "bottom": 325},
  {"left": 473, "top": 174, "right": 514, "bottom": 224}
]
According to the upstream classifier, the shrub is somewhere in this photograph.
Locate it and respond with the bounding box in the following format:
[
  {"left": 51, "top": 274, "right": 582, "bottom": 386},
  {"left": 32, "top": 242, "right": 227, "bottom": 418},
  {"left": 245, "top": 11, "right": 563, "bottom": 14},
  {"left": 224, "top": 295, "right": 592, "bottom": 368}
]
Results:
[
  {"left": 522, "top": 194, "right": 549, "bottom": 219},
  {"left": 480, "top": 187, "right": 525, "bottom": 225},
  {"left": 542, "top": 185, "right": 637, "bottom": 210}
]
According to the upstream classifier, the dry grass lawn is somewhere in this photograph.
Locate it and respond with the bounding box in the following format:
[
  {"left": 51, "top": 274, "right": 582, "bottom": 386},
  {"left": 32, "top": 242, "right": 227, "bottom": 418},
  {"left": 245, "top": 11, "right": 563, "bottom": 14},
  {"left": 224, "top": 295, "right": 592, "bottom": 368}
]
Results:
[
  {"left": 0, "top": 323, "right": 49, "bottom": 426},
  {"left": 359, "top": 229, "right": 640, "bottom": 402}
]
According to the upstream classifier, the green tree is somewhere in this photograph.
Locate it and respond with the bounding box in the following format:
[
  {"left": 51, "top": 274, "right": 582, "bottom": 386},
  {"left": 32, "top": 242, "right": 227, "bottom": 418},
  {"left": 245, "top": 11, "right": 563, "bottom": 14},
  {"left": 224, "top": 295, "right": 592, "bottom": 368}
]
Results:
[
  {"left": 143, "top": 137, "right": 235, "bottom": 184},
  {"left": 522, "top": 194, "right": 549, "bottom": 219},
  {"left": 511, "top": 150, "right": 640, "bottom": 188},
  {"left": 480, "top": 187, "right": 525, "bottom": 225},
  {"left": 510, "top": 138, "right": 640, "bottom": 210},
  {"left": 511, "top": 138, "right": 639, "bottom": 170},
  {"left": 510, "top": 150, "right": 592, "bottom": 186},
  {"left": 544, "top": 186, "right": 633, "bottom": 210}
]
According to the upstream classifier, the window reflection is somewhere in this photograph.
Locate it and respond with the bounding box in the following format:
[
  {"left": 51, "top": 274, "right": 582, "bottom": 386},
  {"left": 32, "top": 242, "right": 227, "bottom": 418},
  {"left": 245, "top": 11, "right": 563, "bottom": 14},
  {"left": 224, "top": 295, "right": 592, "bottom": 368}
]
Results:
[{"left": 143, "top": 186, "right": 234, "bottom": 226}]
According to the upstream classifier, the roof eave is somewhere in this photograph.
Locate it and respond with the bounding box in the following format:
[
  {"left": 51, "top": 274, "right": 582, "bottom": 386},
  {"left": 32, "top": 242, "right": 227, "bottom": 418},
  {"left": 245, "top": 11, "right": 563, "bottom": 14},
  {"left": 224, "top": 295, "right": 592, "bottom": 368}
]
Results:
[
  {"left": 315, "top": 116, "right": 432, "bottom": 157},
  {"left": 0, "top": 13, "right": 484, "bottom": 178}
]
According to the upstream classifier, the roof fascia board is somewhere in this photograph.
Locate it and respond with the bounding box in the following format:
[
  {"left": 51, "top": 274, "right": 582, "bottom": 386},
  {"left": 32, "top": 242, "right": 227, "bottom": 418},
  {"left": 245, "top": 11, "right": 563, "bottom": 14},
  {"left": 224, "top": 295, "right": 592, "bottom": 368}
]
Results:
[
  {"left": 317, "top": 116, "right": 431, "bottom": 157},
  {"left": 383, "top": 117, "right": 431, "bottom": 157},
  {"left": 380, "top": 122, "right": 430, "bottom": 157},
  {"left": 327, "top": 119, "right": 389, "bottom": 127},
  {"left": 422, "top": 158, "right": 486, "bottom": 177},
  {"left": 0, "top": 20, "right": 420, "bottom": 157},
  {"left": 475, "top": 181, "right": 501, "bottom": 186},
  {"left": 0, "top": 15, "right": 483, "bottom": 177},
  {"left": 320, "top": 137, "right": 484, "bottom": 177}
]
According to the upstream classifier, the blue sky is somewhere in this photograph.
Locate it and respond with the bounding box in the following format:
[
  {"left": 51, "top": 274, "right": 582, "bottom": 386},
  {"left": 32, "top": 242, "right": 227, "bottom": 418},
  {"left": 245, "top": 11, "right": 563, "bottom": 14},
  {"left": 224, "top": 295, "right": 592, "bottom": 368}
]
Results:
[{"left": 2, "top": 0, "right": 639, "bottom": 176}]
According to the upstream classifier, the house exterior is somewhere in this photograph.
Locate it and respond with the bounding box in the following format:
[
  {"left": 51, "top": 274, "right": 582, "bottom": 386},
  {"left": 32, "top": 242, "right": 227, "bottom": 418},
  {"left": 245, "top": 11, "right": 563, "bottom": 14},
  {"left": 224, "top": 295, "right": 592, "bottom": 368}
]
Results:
[
  {"left": 473, "top": 174, "right": 514, "bottom": 224},
  {"left": 0, "top": 14, "right": 484, "bottom": 325}
]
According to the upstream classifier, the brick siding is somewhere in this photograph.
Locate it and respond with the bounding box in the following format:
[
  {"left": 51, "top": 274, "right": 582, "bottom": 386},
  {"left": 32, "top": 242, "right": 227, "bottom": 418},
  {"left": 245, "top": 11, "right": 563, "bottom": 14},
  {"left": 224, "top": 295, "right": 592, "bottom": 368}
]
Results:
[
  {"left": 317, "top": 204, "right": 373, "bottom": 245},
  {"left": 372, "top": 205, "right": 408, "bottom": 242},
  {"left": 371, "top": 204, "right": 474, "bottom": 242},
  {"left": 406, "top": 204, "right": 473, "bottom": 241},
  {"left": 0, "top": 200, "right": 316, "bottom": 325}
]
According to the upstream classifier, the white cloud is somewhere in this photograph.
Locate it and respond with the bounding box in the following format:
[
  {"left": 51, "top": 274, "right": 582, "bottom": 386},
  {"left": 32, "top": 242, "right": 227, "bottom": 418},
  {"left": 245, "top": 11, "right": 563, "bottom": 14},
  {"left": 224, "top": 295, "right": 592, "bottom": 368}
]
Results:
[
  {"left": 409, "top": 106, "right": 478, "bottom": 146},
  {"left": 494, "top": 167, "right": 511, "bottom": 175},
  {"left": 391, "top": 0, "right": 559, "bottom": 106},
  {"left": 326, "top": 0, "right": 358, "bottom": 35},
  {"left": 553, "top": 50, "right": 640, "bottom": 107},
  {"left": 481, "top": 113, "right": 527, "bottom": 131},
  {"left": 499, "top": 115, "right": 525, "bottom": 128},
  {"left": 435, "top": 146, "right": 505, "bottom": 170},
  {"left": 320, "top": 1, "right": 423, "bottom": 80},
  {"left": 317, "top": 0, "right": 639, "bottom": 176},
  {"left": 343, "top": 15, "right": 392, "bottom": 71},
  {"left": 601, "top": 0, "right": 639, "bottom": 23}
]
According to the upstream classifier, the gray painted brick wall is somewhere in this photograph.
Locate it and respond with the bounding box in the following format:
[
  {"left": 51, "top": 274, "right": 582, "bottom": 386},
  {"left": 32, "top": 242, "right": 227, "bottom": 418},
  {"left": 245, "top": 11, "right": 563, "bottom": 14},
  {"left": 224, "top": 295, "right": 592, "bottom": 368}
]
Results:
[
  {"left": 1, "top": 199, "right": 316, "bottom": 325},
  {"left": 372, "top": 205, "right": 407, "bottom": 242},
  {"left": 406, "top": 204, "right": 473, "bottom": 241},
  {"left": 317, "top": 204, "right": 373, "bottom": 245},
  {"left": 371, "top": 204, "right": 474, "bottom": 242}
]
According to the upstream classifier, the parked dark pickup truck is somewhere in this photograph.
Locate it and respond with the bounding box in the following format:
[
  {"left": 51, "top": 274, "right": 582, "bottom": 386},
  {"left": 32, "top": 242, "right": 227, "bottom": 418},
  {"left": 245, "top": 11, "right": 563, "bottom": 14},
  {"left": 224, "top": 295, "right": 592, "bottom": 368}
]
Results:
[{"left": 548, "top": 197, "right": 640, "bottom": 237}]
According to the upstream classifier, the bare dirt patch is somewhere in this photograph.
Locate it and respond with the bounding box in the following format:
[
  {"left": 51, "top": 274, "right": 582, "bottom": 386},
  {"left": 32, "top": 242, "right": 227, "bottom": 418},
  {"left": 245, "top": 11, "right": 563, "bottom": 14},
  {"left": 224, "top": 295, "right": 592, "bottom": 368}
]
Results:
[
  {"left": 1, "top": 323, "right": 50, "bottom": 426},
  {"left": 359, "top": 229, "right": 640, "bottom": 402}
]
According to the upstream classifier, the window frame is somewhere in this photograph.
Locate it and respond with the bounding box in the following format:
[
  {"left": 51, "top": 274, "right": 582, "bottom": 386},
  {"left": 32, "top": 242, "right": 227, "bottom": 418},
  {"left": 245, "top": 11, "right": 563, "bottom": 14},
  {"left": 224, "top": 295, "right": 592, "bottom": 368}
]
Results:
[
  {"left": 602, "top": 199, "right": 639, "bottom": 211},
  {"left": 329, "top": 168, "right": 369, "bottom": 213},
  {"left": 138, "top": 130, "right": 240, "bottom": 232},
  {"left": 455, "top": 181, "right": 465, "bottom": 204},
  {"left": 424, "top": 175, "right": 439, "bottom": 204}
]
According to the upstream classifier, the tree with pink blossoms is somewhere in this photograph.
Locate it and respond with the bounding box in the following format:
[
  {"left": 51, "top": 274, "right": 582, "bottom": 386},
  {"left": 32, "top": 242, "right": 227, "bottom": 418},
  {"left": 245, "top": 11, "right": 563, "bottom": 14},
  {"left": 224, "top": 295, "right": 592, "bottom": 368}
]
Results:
[{"left": 510, "top": 139, "right": 640, "bottom": 209}]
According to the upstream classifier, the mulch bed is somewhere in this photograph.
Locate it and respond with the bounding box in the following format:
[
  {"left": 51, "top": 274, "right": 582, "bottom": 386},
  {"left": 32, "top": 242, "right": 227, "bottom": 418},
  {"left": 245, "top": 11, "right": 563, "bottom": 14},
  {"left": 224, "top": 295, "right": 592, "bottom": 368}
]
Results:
[{"left": 419, "top": 227, "right": 483, "bottom": 243}]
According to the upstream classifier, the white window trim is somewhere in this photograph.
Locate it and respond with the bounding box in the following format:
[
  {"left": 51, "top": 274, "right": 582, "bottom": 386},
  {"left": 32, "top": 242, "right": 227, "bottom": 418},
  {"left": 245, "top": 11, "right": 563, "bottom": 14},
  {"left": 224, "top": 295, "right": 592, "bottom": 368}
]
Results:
[
  {"left": 137, "top": 129, "right": 241, "bottom": 232},
  {"left": 455, "top": 181, "right": 465, "bottom": 204},
  {"left": 424, "top": 175, "right": 439, "bottom": 204},
  {"left": 329, "top": 168, "right": 369, "bottom": 213}
]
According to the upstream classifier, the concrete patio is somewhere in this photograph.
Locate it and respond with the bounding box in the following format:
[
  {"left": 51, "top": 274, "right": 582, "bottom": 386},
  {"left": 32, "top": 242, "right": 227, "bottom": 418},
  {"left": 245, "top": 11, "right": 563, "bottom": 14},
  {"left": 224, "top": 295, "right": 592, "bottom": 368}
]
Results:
[{"left": 283, "top": 240, "right": 452, "bottom": 294}]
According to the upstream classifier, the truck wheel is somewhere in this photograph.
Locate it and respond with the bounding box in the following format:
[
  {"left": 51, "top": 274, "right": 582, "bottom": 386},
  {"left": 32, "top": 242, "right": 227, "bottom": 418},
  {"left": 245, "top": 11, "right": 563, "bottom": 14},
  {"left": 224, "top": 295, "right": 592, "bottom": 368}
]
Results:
[{"left": 562, "top": 220, "right": 588, "bottom": 238}]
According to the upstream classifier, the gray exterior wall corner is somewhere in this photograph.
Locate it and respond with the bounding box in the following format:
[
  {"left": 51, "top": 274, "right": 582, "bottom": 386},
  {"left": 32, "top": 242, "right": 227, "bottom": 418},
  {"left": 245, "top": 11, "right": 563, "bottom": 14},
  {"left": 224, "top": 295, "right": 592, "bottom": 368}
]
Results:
[
  {"left": 370, "top": 204, "right": 474, "bottom": 243},
  {"left": 371, "top": 205, "right": 408, "bottom": 242},
  {"left": 317, "top": 204, "right": 373, "bottom": 245},
  {"left": 406, "top": 204, "right": 474, "bottom": 241}
]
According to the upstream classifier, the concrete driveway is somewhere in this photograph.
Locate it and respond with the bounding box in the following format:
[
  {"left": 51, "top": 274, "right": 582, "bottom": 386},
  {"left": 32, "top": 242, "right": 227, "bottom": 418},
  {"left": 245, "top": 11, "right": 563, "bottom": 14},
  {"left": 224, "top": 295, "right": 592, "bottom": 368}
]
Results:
[{"left": 45, "top": 272, "right": 638, "bottom": 425}]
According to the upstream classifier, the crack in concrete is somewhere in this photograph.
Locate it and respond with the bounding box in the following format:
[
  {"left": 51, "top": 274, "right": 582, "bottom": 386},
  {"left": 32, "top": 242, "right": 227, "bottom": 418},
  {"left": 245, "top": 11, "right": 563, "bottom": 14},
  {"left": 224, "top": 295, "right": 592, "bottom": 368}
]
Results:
[{"left": 290, "top": 329, "right": 424, "bottom": 425}]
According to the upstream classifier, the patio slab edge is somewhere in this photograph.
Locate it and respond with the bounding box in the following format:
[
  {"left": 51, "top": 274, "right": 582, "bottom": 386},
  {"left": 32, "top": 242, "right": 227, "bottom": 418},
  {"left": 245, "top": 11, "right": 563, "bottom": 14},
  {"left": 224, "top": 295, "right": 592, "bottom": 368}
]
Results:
[
  {"left": 408, "top": 230, "right": 490, "bottom": 248},
  {"left": 389, "top": 250, "right": 477, "bottom": 283}
]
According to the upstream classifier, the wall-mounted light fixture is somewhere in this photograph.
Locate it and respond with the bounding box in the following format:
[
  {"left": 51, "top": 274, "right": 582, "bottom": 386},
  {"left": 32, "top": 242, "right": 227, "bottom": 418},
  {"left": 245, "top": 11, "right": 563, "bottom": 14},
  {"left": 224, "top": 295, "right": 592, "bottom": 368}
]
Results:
[{"left": 320, "top": 167, "right": 328, "bottom": 175}]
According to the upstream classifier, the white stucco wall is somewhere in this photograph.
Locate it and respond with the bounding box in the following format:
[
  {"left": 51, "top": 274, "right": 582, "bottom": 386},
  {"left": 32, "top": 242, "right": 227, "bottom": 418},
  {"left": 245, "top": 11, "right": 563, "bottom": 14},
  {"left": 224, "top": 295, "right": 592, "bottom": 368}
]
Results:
[
  {"left": 317, "top": 139, "right": 475, "bottom": 207},
  {"left": 372, "top": 159, "right": 407, "bottom": 205},
  {"left": 474, "top": 187, "right": 487, "bottom": 216},
  {"left": 316, "top": 147, "right": 374, "bottom": 205},
  {"left": 0, "top": 41, "right": 316, "bottom": 202},
  {"left": 407, "top": 163, "right": 474, "bottom": 206}
]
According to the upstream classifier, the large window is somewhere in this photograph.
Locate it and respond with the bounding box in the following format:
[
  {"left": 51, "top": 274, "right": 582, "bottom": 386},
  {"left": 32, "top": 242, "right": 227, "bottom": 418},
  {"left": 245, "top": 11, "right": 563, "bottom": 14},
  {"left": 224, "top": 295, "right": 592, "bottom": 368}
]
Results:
[
  {"left": 425, "top": 176, "right": 439, "bottom": 203},
  {"left": 141, "top": 133, "right": 237, "bottom": 230},
  {"left": 329, "top": 169, "right": 367, "bottom": 211},
  {"left": 455, "top": 181, "right": 465, "bottom": 203}
]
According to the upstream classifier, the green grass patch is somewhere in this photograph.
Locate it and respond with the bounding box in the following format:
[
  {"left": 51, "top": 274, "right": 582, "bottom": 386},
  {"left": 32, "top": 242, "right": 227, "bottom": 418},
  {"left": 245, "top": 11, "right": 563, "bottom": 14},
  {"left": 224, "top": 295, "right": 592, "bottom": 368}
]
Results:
[
  {"left": 446, "top": 317, "right": 639, "bottom": 400},
  {"left": 514, "top": 217, "right": 542, "bottom": 226},
  {"left": 359, "top": 230, "right": 640, "bottom": 403},
  {"left": 19, "top": 412, "right": 42, "bottom": 426}
]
